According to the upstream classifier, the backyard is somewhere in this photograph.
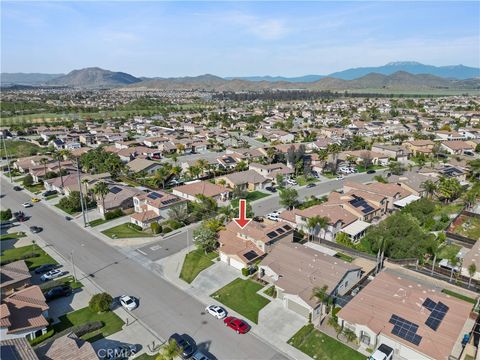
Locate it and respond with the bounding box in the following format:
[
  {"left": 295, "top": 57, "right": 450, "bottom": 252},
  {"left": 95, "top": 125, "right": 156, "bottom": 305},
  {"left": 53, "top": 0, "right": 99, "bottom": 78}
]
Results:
[
  {"left": 288, "top": 324, "right": 364, "bottom": 360},
  {"left": 102, "top": 223, "right": 154, "bottom": 239},
  {"left": 211, "top": 278, "right": 270, "bottom": 323},
  {"left": 179, "top": 249, "right": 218, "bottom": 284},
  {"left": 0, "top": 244, "right": 57, "bottom": 269},
  {"left": 449, "top": 215, "right": 480, "bottom": 240}
]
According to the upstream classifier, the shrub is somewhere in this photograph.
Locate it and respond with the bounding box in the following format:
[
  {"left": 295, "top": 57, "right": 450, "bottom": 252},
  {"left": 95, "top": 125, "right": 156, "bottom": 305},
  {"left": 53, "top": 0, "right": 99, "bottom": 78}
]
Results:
[
  {"left": 22, "top": 174, "right": 33, "bottom": 187},
  {"left": 74, "top": 321, "right": 104, "bottom": 337},
  {"left": 127, "top": 223, "right": 142, "bottom": 231},
  {"left": 105, "top": 209, "right": 123, "bottom": 220},
  {"left": 151, "top": 222, "right": 161, "bottom": 234},
  {"left": 0, "top": 208, "right": 12, "bottom": 221},
  {"left": 88, "top": 293, "right": 113, "bottom": 313},
  {"left": 162, "top": 226, "right": 172, "bottom": 234},
  {"left": 241, "top": 268, "right": 250, "bottom": 277},
  {"left": 0, "top": 253, "right": 40, "bottom": 266}
]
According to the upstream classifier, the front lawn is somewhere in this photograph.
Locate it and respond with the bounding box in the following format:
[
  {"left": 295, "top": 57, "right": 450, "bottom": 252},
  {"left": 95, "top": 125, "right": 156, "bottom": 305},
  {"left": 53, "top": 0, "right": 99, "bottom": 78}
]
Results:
[
  {"left": 211, "top": 278, "right": 270, "bottom": 323},
  {"left": 102, "top": 223, "right": 153, "bottom": 239},
  {"left": 0, "top": 232, "right": 26, "bottom": 241},
  {"left": 88, "top": 218, "right": 108, "bottom": 227},
  {"left": 438, "top": 244, "right": 461, "bottom": 260},
  {"left": 231, "top": 191, "right": 270, "bottom": 207},
  {"left": 54, "top": 203, "right": 79, "bottom": 215},
  {"left": 24, "top": 182, "right": 45, "bottom": 194},
  {"left": 296, "top": 175, "right": 318, "bottom": 186},
  {"left": 288, "top": 324, "right": 364, "bottom": 360},
  {"left": 179, "top": 249, "right": 218, "bottom": 284},
  {"left": 40, "top": 275, "right": 84, "bottom": 292},
  {"left": 0, "top": 244, "right": 57, "bottom": 269}
]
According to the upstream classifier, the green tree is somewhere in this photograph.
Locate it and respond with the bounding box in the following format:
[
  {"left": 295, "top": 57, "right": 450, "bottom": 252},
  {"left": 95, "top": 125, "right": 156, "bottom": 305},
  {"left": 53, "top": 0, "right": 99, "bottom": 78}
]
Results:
[
  {"left": 156, "top": 339, "right": 182, "bottom": 360},
  {"left": 167, "top": 204, "right": 190, "bottom": 225},
  {"left": 373, "top": 175, "right": 388, "bottom": 184},
  {"left": 93, "top": 182, "right": 109, "bottom": 218},
  {"left": 193, "top": 223, "right": 218, "bottom": 254},
  {"left": 387, "top": 161, "right": 405, "bottom": 175},
  {"left": 468, "top": 263, "right": 477, "bottom": 288},
  {"left": 22, "top": 174, "right": 34, "bottom": 187},
  {"left": 279, "top": 187, "right": 298, "bottom": 209},
  {"left": 0, "top": 209, "right": 12, "bottom": 221},
  {"left": 311, "top": 285, "right": 331, "bottom": 316},
  {"left": 335, "top": 232, "right": 350, "bottom": 246},
  {"left": 52, "top": 150, "right": 65, "bottom": 189},
  {"left": 89, "top": 292, "right": 113, "bottom": 313},
  {"left": 421, "top": 180, "right": 437, "bottom": 199},
  {"left": 437, "top": 177, "right": 462, "bottom": 203}
]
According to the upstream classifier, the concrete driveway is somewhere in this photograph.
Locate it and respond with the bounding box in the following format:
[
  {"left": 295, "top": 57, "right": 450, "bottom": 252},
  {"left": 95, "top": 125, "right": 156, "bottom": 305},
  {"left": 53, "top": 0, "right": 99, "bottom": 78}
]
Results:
[
  {"left": 189, "top": 261, "right": 240, "bottom": 298},
  {"left": 255, "top": 299, "right": 307, "bottom": 342}
]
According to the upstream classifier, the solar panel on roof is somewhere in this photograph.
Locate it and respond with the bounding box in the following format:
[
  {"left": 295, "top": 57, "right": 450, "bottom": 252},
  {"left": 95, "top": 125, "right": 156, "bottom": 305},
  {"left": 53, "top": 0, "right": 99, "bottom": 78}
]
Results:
[
  {"left": 389, "top": 314, "right": 422, "bottom": 346},
  {"left": 425, "top": 301, "right": 449, "bottom": 331},
  {"left": 110, "top": 186, "right": 122, "bottom": 194},
  {"left": 283, "top": 224, "right": 292, "bottom": 231},
  {"left": 276, "top": 228, "right": 285, "bottom": 234},
  {"left": 244, "top": 250, "right": 258, "bottom": 261},
  {"left": 147, "top": 192, "right": 163, "bottom": 200},
  {"left": 422, "top": 298, "right": 436, "bottom": 311},
  {"left": 161, "top": 198, "right": 179, "bottom": 205},
  {"left": 266, "top": 231, "right": 278, "bottom": 239}
]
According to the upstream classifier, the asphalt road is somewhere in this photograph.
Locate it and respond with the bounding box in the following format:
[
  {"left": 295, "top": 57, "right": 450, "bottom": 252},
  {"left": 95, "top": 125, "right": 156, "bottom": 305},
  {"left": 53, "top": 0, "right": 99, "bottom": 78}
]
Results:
[
  {"left": 252, "top": 171, "right": 384, "bottom": 216},
  {"left": 0, "top": 179, "right": 288, "bottom": 360}
]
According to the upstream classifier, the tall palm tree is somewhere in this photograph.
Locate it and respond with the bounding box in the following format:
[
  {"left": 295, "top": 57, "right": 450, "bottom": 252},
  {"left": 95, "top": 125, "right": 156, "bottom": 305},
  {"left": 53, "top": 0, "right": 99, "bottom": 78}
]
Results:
[
  {"left": 196, "top": 159, "right": 209, "bottom": 177},
  {"left": 39, "top": 157, "right": 49, "bottom": 179},
  {"left": 187, "top": 165, "right": 200, "bottom": 180},
  {"left": 429, "top": 237, "right": 442, "bottom": 276},
  {"left": 152, "top": 166, "right": 171, "bottom": 189},
  {"left": 82, "top": 178, "right": 91, "bottom": 202},
  {"left": 52, "top": 150, "right": 65, "bottom": 188},
  {"left": 468, "top": 263, "right": 477, "bottom": 288},
  {"left": 93, "top": 181, "right": 109, "bottom": 217},
  {"left": 421, "top": 180, "right": 437, "bottom": 199},
  {"left": 326, "top": 144, "right": 341, "bottom": 174},
  {"left": 311, "top": 285, "right": 330, "bottom": 318},
  {"left": 266, "top": 147, "right": 276, "bottom": 164},
  {"left": 316, "top": 216, "right": 330, "bottom": 240}
]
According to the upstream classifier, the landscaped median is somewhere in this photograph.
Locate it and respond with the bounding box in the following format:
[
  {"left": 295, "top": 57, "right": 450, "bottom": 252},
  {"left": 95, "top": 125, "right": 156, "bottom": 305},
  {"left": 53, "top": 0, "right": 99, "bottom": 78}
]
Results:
[
  {"left": 288, "top": 324, "right": 364, "bottom": 360},
  {"left": 179, "top": 249, "right": 218, "bottom": 283},
  {"left": 211, "top": 278, "right": 270, "bottom": 323},
  {"left": 102, "top": 223, "right": 154, "bottom": 239}
]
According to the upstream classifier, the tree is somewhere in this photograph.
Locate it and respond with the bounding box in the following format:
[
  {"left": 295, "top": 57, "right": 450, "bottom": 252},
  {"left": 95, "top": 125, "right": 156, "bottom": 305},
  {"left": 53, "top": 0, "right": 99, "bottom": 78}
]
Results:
[
  {"left": 421, "top": 180, "right": 437, "bottom": 199},
  {"left": 195, "top": 159, "right": 209, "bottom": 176},
  {"left": 193, "top": 223, "right": 218, "bottom": 254},
  {"left": 235, "top": 160, "right": 248, "bottom": 172},
  {"left": 343, "top": 328, "right": 357, "bottom": 343},
  {"left": 190, "top": 194, "right": 218, "bottom": 220},
  {"left": 335, "top": 232, "right": 350, "bottom": 245},
  {"left": 387, "top": 161, "right": 405, "bottom": 175},
  {"left": 449, "top": 255, "right": 459, "bottom": 282},
  {"left": 151, "top": 222, "right": 161, "bottom": 234},
  {"left": 80, "top": 147, "right": 124, "bottom": 178},
  {"left": 279, "top": 187, "right": 298, "bottom": 209},
  {"left": 311, "top": 285, "right": 330, "bottom": 316},
  {"left": 89, "top": 292, "right": 112, "bottom": 313},
  {"left": 266, "top": 147, "right": 276, "bottom": 163},
  {"left": 232, "top": 185, "right": 247, "bottom": 199},
  {"left": 468, "top": 263, "right": 476, "bottom": 288},
  {"left": 429, "top": 236, "right": 443, "bottom": 276},
  {"left": 373, "top": 175, "right": 388, "bottom": 184},
  {"left": 167, "top": 204, "right": 191, "bottom": 225},
  {"left": 275, "top": 174, "right": 284, "bottom": 187},
  {"left": 156, "top": 339, "right": 182, "bottom": 360},
  {"left": 52, "top": 150, "right": 65, "bottom": 189},
  {"left": 306, "top": 215, "right": 330, "bottom": 241},
  {"left": 0, "top": 209, "right": 12, "bottom": 221},
  {"left": 437, "top": 177, "right": 462, "bottom": 203},
  {"left": 152, "top": 165, "right": 171, "bottom": 189},
  {"left": 39, "top": 157, "right": 49, "bottom": 177},
  {"left": 468, "top": 159, "right": 480, "bottom": 180},
  {"left": 93, "top": 182, "right": 109, "bottom": 217},
  {"left": 22, "top": 174, "right": 33, "bottom": 187}
]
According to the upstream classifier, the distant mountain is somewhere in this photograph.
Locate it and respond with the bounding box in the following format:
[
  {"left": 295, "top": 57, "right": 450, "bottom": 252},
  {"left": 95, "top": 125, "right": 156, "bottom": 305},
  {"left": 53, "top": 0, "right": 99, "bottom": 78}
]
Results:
[
  {"left": 126, "top": 71, "right": 480, "bottom": 92},
  {"left": 46, "top": 67, "right": 141, "bottom": 88},
  {"left": 0, "top": 72, "right": 64, "bottom": 86},
  {"left": 225, "top": 75, "right": 325, "bottom": 83},
  {"left": 328, "top": 61, "right": 480, "bottom": 80}
]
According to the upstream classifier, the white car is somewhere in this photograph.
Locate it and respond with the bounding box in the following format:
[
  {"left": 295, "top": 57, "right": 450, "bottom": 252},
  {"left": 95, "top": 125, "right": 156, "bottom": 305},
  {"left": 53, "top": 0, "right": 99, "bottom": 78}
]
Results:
[
  {"left": 40, "top": 269, "right": 63, "bottom": 282},
  {"left": 336, "top": 175, "right": 345, "bottom": 180},
  {"left": 22, "top": 202, "right": 32, "bottom": 208},
  {"left": 119, "top": 295, "right": 138, "bottom": 311},
  {"left": 286, "top": 178, "right": 298, "bottom": 186},
  {"left": 205, "top": 305, "right": 227, "bottom": 319},
  {"left": 266, "top": 211, "right": 280, "bottom": 221}
]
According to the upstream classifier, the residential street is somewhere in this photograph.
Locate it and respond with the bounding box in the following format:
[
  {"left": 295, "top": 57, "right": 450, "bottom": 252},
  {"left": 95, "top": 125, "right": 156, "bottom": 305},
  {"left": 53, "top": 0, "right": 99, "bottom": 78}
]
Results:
[{"left": 0, "top": 179, "right": 289, "bottom": 360}]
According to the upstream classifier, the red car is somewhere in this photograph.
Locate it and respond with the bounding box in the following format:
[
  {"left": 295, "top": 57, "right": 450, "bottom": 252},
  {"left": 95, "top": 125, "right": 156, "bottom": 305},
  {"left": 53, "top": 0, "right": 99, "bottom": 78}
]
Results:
[{"left": 223, "top": 316, "right": 250, "bottom": 334}]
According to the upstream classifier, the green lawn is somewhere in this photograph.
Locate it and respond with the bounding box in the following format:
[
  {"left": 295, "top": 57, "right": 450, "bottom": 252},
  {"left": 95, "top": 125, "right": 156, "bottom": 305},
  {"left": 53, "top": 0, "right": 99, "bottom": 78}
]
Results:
[
  {"left": 40, "top": 275, "right": 84, "bottom": 292},
  {"left": 438, "top": 244, "right": 461, "bottom": 260},
  {"left": 355, "top": 164, "right": 384, "bottom": 173},
  {"left": 441, "top": 289, "right": 477, "bottom": 304},
  {"left": 211, "top": 278, "right": 270, "bottom": 323},
  {"left": 453, "top": 217, "right": 480, "bottom": 240},
  {"left": 30, "top": 307, "right": 124, "bottom": 345},
  {"left": 0, "top": 140, "right": 46, "bottom": 158},
  {"left": 335, "top": 252, "right": 355, "bottom": 263},
  {"left": 88, "top": 218, "right": 108, "bottom": 227},
  {"left": 435, "top": 203, "right": 463, "bottom": 217},
  {"left": 288, "top": 324, "right": 364, "bottom": 360},
  {"left": 0, "top": 232, "right": 26, "bottom": 241},
  {"left": 296, "top": 175, "right": 318, "bottom": 186},
  {"left": 0, "top": 244, "right": 57, "bottom": 269},
  {"left": 179, "top": 249, "right": 218, "bottom": 284},
  {"left": 24, "top": 182, "right": 44, "bottom": 194},
  {"left": 231, "top": 191, "right": 270, "bottom": 207},
  {"left": 102, "top": 223, "right": 153, "bottom": 239},
  {"left": 45, "top": 194, "right": 58, "bottom": 200}
]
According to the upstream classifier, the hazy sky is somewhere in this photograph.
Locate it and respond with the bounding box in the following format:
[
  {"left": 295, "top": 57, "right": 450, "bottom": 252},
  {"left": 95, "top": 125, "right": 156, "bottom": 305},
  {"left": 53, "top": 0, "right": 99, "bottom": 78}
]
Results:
[{"left": 1, "top": 1, "right": 479, "bottom": 77}]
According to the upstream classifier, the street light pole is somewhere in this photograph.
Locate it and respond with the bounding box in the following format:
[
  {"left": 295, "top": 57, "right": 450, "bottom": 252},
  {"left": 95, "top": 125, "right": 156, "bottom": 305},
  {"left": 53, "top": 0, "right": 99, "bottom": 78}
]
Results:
[
  {"left": 70, "top": 251, "right": 77, "bottom": 282},
  {"left": 75, "top": 158, "right": 87, "bottom": 227},
  {"left": 2, "top": 137, "right": 13, "bottom": 182}
]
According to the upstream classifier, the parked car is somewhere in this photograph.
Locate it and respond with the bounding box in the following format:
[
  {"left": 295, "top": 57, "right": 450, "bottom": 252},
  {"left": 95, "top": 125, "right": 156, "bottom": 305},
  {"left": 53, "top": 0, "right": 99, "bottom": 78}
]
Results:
[
  {"left": 42, "top": 190, "right": 58, "bottom": 197},
  {"left": 45, "top": 285, "right": 72, "bottom": 301},
  {"left": 34, "top": 263, "right": 59, "bottom": 274},
  {"left": 22, "top": 202, "right": 32, "bottom": 208},
  {"left": 191, "top": 350, "right": 212, "bottom": 360},
  {"left": 224, "top": 316, "right": 250, "bottom": 334},
  {"left": 366, "top": 169, "right": 376, "bottom": 174},
  {"left": 368, "top": 344, "right": 394, "bottom": 360},
  {"left": 336, "top": 175, "right": 344, "bottom": 180},
  {"left": 286, "top": 178, "right": 298, "bottom": 186},
  {"left": 306, "top": 183, "right": 316, "bottom": 188},
  {"left": 29, "top": 226, "right": 43, "bottom": 233},
  {"left": 266, "top": 211, "right": 280, "bottom": 221},
  {"left": 253, "top": 216, "right": 264, "bottom": 222},
  {"left": 31, "top": 197, "right": 41, "bottom": 203},
  {"left": 205, "top": 304, "right": 227, "bottom": 319},
  {"left": 169, "top": 333, "right": 196, "bottom": 359},
  {"left": 13, "top": 186, "right": 22, "bottom": 191},
  {"left": 14, "top": 211, "right": 27, "bottom": 222},
  {"left": 265, "top": 186, "right": 277, "bottom": 193},
  {"left": 119, "top": 295, "right": 138, "bottom": 311},
  {"left": 40, "top": 269, "right": 63, "bottom": 281},
  {"left": 65, "top": 216, "right": 72, "bottom": 221}
]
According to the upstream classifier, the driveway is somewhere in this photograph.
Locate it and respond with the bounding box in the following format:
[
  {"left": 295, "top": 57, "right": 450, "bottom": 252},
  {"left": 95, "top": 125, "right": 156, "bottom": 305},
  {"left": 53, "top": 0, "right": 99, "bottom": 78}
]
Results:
[
  {"left": 189, "top": 261, "right": 240, "bottom": 298},
  {"left": 255, "top": 299, "right": 307, "bottom": 342}
]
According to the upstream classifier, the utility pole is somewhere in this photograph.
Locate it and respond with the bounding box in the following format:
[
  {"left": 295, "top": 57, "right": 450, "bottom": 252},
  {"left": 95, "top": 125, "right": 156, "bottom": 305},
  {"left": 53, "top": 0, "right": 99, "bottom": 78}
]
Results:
[
  {"left": 75, "top": 158, "right": 87, "bottom": 227},
  {"left": 70, "top": 251, "right": 77, "bottom": 282},
  {"left": 2, "top": 137, "right": 13, "bottom": 182}
]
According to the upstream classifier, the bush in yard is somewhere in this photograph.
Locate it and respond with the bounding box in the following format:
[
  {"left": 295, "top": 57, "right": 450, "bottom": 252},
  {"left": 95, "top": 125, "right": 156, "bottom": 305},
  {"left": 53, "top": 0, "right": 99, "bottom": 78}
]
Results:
[
  {"left": 151, "top": 222, "right": 161, "bottom": 234},
  {"left": 241, "top": 268, "right": 250, "bottom": 277},
  {"left": 162, "top": 226, "right": 172, "bottom": 234},
  {"left": 0, "top": 208, "right": 12, "bottom": 221},
  {"left": 58, "top": 191, "right": 95, "bottom": 213},
  {"left": 22, "top": 174, "right": 34, "bottom": 187},
  {"left": 74, "top": 321, "right": 104, "bottom": 337},
  {"left": 104, "top": 209, "right": 123, "bottom": 220},
  {"left": 89, "top": 293, "right": 113, "bottom": 313},
  {"left": 127, "top": 223, "right": 142, "bottom": 231}
]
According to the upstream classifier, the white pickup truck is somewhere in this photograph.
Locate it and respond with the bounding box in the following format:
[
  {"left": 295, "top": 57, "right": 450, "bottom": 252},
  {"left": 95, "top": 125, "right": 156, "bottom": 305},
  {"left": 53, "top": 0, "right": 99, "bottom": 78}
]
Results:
[{"left": 368, "top": 344, "right": 394, "bottom": 360}]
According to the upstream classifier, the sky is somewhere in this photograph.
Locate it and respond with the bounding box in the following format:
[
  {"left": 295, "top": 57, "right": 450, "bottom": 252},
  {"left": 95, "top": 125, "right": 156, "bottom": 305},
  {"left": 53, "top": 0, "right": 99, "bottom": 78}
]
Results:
[{"left": 1, "top": 1, "right": 479, "bottom": 77}]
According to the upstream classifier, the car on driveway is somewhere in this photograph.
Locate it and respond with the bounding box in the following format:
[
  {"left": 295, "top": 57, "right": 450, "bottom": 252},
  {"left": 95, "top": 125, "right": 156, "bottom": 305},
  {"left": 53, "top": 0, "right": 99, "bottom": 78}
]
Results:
[
  {"left": 367, "top": 169, "right": 376, "bottom": 174},
  {"left": 205, "top": 305, "right": 227, "bottom": 319},
  {"left": 266, "top": 211, "right": 280, "bottom": 221},
  {"left": 224, "top": 316, "right": 250, "bottom": 334},
  {"left": 13, "top": 186, "right": 22, "bottom": 191},
  {"left": 191, "top": 350, "right": 213, "bottom": 360},
  {"left": 265, "top": 186, "right": 277, "bottom": 193},
  {"left": 22, "top": 202, "right": 32, "bottom": 208},
  {"left": 34, "top": 263, "right": 59, "bottom": 274},
  {"left": 286, "top": 178, "right": 297, "bottom": 186},
  {"left": 169, "top": 333, "right": 196, "bottom": 359},
  {"left": 40, "top": 269, "right": 63, "bottom": 282},
  {"left": 119, "top": 295, "right": 138, "bottom": 311},
  {"left": 45, "top": 285, "right": 72, "bottom": 302},
  {"left": 42, "top": 190, "right": 58, "bottom": 197},
  {"left": 306, "top": 183, "right": 316, "bottom": 188},
  {"left": 29, "top": 226, "right": 43, "bottom": 233}
]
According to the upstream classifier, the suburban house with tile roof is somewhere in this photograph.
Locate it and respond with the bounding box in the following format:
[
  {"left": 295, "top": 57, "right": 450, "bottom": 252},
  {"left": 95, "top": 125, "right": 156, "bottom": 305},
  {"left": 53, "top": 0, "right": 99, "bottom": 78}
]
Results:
[
  {"left": 403, "top": 140, "right": 435, "bottom": 157},
  {"left": 36, "top": 333, "right": 97, "bottom": 360},
  {"left": 337, "top": 270, "right": 473, "bottom": 360},
  {"left": 172, "top": 180, "right": 231, "bottom": 204},
  {"left": 440, "top": 140, "right": 474, "bottom": 155},
  {"left": 259, "top": 241, "right": 362, "bottom": 322},
  {"left": 0, "top": 337, "right": 39, "bottom": 360},
  {"left": 343, "top": 181, "right": 412, "bottom": 211},
  {"left": 218, "top": 220, "right": 294, "bottom": 270},
  {"left": 0, "top": 286, "right": 49, "bottom": 341},
  {"left": 216, "top": 169, "right": 271, "bottom": 192},
  {"left": 96, "top": 184, "right": 143, "bottom": 215},
  {"left": 248, "top": 162, "right": 294, "bottom": 181},
  {"left": 0, "top": 261, "right": 31, "bottom": 298}
]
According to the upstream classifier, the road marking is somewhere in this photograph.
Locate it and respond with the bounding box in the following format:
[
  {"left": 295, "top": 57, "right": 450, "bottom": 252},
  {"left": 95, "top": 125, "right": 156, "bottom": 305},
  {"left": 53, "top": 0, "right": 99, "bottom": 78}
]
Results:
[
  {"left": 136, "top": 248, "right": 148, "bottom": 256},
  {"left": 150, "top": 245, "right": 161, "bottom": 251}
]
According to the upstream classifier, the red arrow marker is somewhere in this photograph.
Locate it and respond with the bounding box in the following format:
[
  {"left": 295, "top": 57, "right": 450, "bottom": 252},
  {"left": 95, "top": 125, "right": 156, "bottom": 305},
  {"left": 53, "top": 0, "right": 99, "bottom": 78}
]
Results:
[{"left": 234, "top": 199, "right": 252, "bottom": 229}]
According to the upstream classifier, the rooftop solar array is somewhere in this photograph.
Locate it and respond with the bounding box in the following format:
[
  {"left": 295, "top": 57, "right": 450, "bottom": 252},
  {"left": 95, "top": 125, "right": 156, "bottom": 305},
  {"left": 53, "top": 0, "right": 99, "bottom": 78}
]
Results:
[
  {"left": 422, "top": 298, "right": 436, "bottom": 312},
  {"left": 244, "top": 250, "right": 259, "bottom": 261},
  {"left": 147, "top": 192, "right": 163, "bottom": 200},
  {"left": 283, "top": 224, "right": 292, "bottom": 231},
  {"left": 276, "top": 228, "right": 285, "bottom": 234},
  {"left": 425, "top": 301, "right": 449, "bottom": 331},
  {"left": 110, "top": 186, "right": 122, "bottom": 194},
  {"left": 389, "top": 314, "right": 422, "bottom": 346},
  {"left": 161, "top": 198, "right": 179, "bottom": 206},
  {"left": 266, "top": 231, "right": 278, "bottom": 239},
  {"left": 350, "top": 195, "right": 375, "bottom": 214}
]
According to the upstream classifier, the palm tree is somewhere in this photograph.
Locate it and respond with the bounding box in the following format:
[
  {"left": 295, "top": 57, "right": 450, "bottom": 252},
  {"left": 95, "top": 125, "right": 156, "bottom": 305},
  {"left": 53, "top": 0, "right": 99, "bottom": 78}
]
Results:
[
  {"left": 266, "top": 147, "right": 276, "bottom": 164},
  {"left": 52, "top": 150, "right": 65, "bottom": 189},
  {"left": 327, "top": 144, "right": 341, "bottom": 174},
  {"left": 449, "top": 255, "right": 459, "bottom": 282},
  {"left": 93, "top": 181, "right": 109, "bottom": 217},
  {"left": 316, "top": 216, "right": 330, "bottom": 240},
  {"left": 306, "top": 215, "right": 329, "bottom": 241},
  {"left": 467, "top": 159, "right": 480, "bottom": 180},
  {"left": 235, "top": 160, "right": 248, "bottom": 172},
  {"left": 39, "top": 157, "right": 49, "bottom": 179},
  {"left": 429, "top": 237, "right": 443, "bottom": 276},
  {"left": 156, "top": 339, "right": 181, "bottom": 360},
  {"left": 421, "top": 180, "right": 437, "bottom": 199},
  {"left": 82, "top": 178, "right": 91, "bottom": 202},
  {"left": 311, "top": 285, "right": 330, "bottom": 318},
  {"left": 468, "top": 263, "right": 477, "bottom": 288},
  {"left": 152, "top": 165, "right": 171, "bottom": 189}
]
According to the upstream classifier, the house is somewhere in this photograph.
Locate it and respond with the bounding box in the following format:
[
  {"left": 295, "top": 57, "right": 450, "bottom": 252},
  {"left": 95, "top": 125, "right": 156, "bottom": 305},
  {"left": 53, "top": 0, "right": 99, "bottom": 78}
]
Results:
[
  {"left": 371, "top": 144, "right": 409, "bottom": 162},
  {"left": 339, "top": 150, "right": 390, "bottom": 166},
  {"left": 343, "top": 181, "right": 412, "bottom": 211},
  {"left": 461, "top": 239, "right": 480, "bottom": 281},
  {"left": 0, "top": 337, "right": 39, "bottom": 360},
  {"left": 14, "top": 156, "right": 53, "bottom": 174},
  {"left": 248, "top": 162, "right": 293, "bottom": 181},
  {"left": 259, "top": 241, "right": 362, "bottom": 322},
  {"left": 440, "top": 140, "right": 474, "bottom": 155},
  {"left": 0, "top": 286, "right": 49, "bottom": 341},
  {"left": 216, "top": 170, "right": 271, "bottom": 192},
  {"left": 0, "top": 261, "right": 31, "bottom": 298},
  {"left": 337, "top": 270, "right": 473, "bottom": 360},
  {"left": 35, "top": 332, "right": 97, "bottom": 360},
  {"left": 96, "top": 184, "right": 142, "bottom": 215},
  {"left": 131, "top": 191, "right": 186, "bottom": 229},
  {"left": 387, "top": 171, "right": 438, "bottom": 197},
  {"left": 404, "top": 140, "right": 435, "bottom": 157},
  {"left": 218, "top": 220, "right": 294, "bottom": 270},
  {"left": 126, "top": 158, "right": 162, "bottom": 175},
  {"left": 44, "top": 173, "right": 111, "bottom": 195},
  {"left": 326, "top": 191, "right": 385, "bottom": 222},
  {"left": 172, "top": 181, "right": 231, "bottom": 204}
]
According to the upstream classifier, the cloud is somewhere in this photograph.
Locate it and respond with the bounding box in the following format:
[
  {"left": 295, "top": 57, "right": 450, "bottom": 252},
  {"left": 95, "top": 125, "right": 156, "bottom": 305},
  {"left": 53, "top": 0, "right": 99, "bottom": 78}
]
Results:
[{"left": 225, "top": 12, "right": 290, "bottom": 40}]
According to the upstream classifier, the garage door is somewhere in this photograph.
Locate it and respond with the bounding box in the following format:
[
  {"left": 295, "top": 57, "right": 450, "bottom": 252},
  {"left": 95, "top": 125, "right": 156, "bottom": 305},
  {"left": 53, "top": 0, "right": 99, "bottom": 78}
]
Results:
[
  {"left": 229, "top": 258, "right": 245, "bottom": 270},
  {"left": 286, "top": 299, "right": 310, "bottom": 318}
]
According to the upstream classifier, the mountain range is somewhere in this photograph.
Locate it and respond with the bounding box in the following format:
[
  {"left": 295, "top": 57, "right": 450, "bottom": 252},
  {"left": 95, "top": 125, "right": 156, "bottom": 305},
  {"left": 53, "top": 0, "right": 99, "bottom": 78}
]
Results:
[{"left": 1, "top": 62, "right": 479, "bottom": 91}]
